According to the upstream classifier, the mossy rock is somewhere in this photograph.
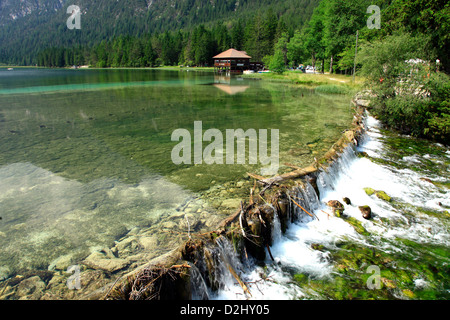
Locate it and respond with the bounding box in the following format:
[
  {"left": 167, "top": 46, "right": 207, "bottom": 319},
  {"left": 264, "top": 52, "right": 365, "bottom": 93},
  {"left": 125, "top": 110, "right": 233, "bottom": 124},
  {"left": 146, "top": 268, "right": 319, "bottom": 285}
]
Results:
[
  {"left": 364, "top": 187, "right": 375, "bottom": 196},
  {"left": 343, "top": 197, "right": 351, "bottom": 205},
  {"left": 327, "top": 200, "right": 345, "bottom": 217},
  {"left": 311, "top": 243, "right": 325, "bottom": 251},
  {"left": 375, "top": 190, "right": 391, "bottom": 202},
  {"left": 293, "top": 273, "right": 308, "bottom": 285},
  {"left": 364, "top": 188, "right": 391, "bottom": 202},
  {"left": 358, "top": 205, "right": 372, "bottom": 220},
  {"left": 357, "top": 151, "right": 369, "bottom": 158},
  {"left": 343, "top": 216, "right": 370, "bottom": 235}
]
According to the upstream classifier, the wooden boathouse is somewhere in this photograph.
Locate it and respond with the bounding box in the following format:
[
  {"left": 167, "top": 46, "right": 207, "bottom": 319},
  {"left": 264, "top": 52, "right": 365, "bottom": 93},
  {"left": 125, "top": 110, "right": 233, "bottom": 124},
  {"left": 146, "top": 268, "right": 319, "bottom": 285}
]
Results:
[{"left": 213, "top": 49, "right": 253, "bottom": 73}]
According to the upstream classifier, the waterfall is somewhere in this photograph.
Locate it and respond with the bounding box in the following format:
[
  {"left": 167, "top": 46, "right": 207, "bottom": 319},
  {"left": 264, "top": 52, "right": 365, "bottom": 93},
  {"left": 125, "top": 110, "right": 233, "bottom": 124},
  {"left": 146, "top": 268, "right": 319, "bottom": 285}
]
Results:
[
  {"left": 192, "top": 113, "right": 449, "bottom": 300},
  {"left": 189, "top": 262, "right": 211, "bottom": 300},
  {"left": 271, "top": 205, "right": 282, "bottom": 243}
]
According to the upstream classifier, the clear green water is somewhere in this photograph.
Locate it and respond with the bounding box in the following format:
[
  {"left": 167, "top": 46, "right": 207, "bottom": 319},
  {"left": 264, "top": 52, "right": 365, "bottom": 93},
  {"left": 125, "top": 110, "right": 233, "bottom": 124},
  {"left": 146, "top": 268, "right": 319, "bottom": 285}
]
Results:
[{"left": 0, "top": 68, "right": 353, "bottom": 294}]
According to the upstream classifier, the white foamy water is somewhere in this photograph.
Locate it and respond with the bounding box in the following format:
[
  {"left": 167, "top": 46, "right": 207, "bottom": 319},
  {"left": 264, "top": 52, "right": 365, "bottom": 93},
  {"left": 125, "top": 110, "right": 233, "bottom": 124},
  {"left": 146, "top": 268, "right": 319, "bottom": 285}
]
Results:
[{"left": 209, "top": 114, "right": 449, "bottom": 300}]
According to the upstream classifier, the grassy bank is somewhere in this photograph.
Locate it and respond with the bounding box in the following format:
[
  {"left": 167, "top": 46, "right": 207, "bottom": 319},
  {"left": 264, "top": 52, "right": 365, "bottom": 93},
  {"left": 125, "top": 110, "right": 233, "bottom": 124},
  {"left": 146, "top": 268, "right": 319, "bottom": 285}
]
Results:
[{"left": 242, "top": 70, "right": 363, "bottom": 93}]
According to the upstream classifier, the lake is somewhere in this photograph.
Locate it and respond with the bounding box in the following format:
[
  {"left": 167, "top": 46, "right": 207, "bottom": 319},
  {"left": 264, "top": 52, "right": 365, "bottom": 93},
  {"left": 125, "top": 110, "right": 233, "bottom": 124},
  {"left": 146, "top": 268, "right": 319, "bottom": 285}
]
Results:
[{"left": 0, "top": 68, "right": 353, "bottom": 297}]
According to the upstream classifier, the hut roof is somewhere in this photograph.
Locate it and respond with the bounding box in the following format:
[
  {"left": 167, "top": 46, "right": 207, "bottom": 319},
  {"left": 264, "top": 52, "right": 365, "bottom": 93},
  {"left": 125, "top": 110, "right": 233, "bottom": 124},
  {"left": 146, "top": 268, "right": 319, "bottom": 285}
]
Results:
[{"left": 213, "top": 49, "right": 251, "bottom": 59}]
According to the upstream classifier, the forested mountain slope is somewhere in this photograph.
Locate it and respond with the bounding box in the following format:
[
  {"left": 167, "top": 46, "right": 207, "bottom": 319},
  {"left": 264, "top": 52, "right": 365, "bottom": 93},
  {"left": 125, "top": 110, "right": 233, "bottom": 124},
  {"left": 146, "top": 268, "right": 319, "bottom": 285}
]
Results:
[{"left": 0, "top": 0, "right": 319, "bottom": 65}]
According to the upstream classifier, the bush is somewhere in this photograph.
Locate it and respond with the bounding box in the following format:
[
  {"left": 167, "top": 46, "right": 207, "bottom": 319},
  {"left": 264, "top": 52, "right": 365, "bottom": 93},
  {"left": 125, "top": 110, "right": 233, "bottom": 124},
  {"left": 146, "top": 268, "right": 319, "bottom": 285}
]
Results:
[
  {"left": 358, "top": 32, "right": 449, "bottom": 144},
  {"left": 269, "top": 50, "right": 285, "bottom": 74}
]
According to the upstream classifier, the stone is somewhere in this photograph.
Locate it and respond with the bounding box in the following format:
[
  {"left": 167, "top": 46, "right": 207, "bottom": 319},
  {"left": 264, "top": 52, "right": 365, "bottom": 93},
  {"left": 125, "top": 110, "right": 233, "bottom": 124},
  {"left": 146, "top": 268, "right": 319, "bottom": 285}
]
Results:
[
  {"left": 48, "top": 253, "right": 74, "bottom": 271},
  {"left": 357, "top": 151, "right": 369, "bottom": 158},
  {"left": 359, "top": 205, "right": 372, "bottom": 219},
  {"left": 47, "top": 272, "right": 66, "bottom": 290},
  {"left": 364, "top": 188, "right": 391, "bottom": 202},
  {"left": 381, "top": 277, "right": 396, "bottom": 289},
  {"left": 161, "top": 221, "right": 177, "bottom": 229},
  {"left": 0, "top": 266, "right": 11, "bottom": 281},
  {"left": 83, "top": 252, "right": 129, "bottom": 273},
  {"left": 355, "top": 99, "right": 370, "bottom": 107},
  {"left": 342, "top": 197, "right": 351, "bottom": 205},
  {"left": 221, "top": 198, "right": 241, "bottom": 209},
  {"left": 343, "top": 216, "right": 369, "bottom": 235},
  {"left": 364, "top": 187, "right": 375, "bottom": 196},
  {"left": 402, "top": 289, "right": 415, "bottom": 299},
  {"left": 139, "top": 236, "right": 158, "bottom": 250},
  {"left": 327, "top": 200, "right": 345, "bottom": 217},
  {"left": 16, "top": 276, "right": 46, "bottom": 299},
  {"left": 375, "top": 190, "right": 391, "bottom": 202},
  {"left": 344, "top": 130, "right": 355, "bottom": 143},
  {"left": 115, "top": 236, "right": 138, "bottom": 252}
]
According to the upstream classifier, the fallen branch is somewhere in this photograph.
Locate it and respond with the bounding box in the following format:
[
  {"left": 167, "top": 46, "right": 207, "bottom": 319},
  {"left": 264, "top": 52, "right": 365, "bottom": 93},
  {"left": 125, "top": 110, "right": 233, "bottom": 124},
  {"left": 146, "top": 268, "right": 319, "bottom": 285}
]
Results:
[
  {"left": 261, "top": 165, "right": 318, "bottom": 185},
  {"left": 226, "top": 262, "right": 252, "bottom": 297},
  {"left": 171, "top": 264, "right": 191, "bottom": 269},
  {"left": 290, "top": 198, "right": 319, "bottom": 221},
  {"left": 218, "top": 208, "right": 241, "bottom": 228},
  {"left": 284, "top": 163, "right": 304, "bottom": 170},
  {"left": 247, "top": 172, "right": 267, "bottom": 182},
  {"left": 321, "top": 210, "right": 332, "bottom": 220},
  {"left": 239, "top": 202, "right": 246, "bottom": 238}
]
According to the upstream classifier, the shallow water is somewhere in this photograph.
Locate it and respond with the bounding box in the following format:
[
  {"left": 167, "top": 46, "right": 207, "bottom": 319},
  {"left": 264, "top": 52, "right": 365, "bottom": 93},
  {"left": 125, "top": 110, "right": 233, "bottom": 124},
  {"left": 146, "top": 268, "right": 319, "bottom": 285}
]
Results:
[
  {"left": 211, "top": 114, "right": 450, "bottom": 300},
  {"left": 0, "top": 68, "right": 353, "bottom": 293}
]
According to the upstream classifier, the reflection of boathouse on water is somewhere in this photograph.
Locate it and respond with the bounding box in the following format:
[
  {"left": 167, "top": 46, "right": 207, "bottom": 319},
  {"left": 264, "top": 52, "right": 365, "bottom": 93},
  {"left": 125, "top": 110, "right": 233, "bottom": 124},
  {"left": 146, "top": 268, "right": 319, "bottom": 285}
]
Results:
[
  {"left": 213, "top": 75, "right": 249, "bottom": 95},
  {"left": 213, "top": 48, "right": 263, "bottom": 74}
]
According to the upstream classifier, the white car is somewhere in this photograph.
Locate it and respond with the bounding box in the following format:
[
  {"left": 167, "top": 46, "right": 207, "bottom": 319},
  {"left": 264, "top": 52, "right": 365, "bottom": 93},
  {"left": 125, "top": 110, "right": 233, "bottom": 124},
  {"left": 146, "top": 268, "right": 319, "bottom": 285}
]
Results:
[{"left": 305, "top": 66, "right": 316, "bottom": 73}]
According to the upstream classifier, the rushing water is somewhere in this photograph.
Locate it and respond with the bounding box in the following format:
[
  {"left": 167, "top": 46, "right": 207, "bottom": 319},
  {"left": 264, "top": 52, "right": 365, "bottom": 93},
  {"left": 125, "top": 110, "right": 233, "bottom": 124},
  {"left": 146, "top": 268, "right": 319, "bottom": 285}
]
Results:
[
  {"left": 208, "top": 114, "right": 449, "bottom": 300},
  {"left": 0, "top": 68, "right": 354, "bottom": 298}
]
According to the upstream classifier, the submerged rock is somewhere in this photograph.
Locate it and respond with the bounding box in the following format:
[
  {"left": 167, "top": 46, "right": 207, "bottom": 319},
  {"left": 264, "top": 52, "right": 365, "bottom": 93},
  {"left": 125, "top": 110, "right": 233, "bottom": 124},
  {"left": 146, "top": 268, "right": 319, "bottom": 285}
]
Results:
[
  {"left": 83, "top": 251, "right": 129, "bottom": 273},
  {"left": 221, "top": 198, "right": 241, "bottom": 209},
  {"left": 16, "top": 276, "right": 46, "bottom": 300},
  {"left": 0, "top": 266, "right": 11, "bottom": 281},
  {"left": 48, "top": 254, "right": 74, "bottom": 271}
]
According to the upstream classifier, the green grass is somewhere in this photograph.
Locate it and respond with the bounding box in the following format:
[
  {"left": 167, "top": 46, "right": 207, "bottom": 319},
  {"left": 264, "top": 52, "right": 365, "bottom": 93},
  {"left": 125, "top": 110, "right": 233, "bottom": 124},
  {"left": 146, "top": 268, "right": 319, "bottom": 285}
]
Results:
[
  {"left": 315, "top": 84, "right": 350, "bottom": 94},
  {"left": 242, "top": 70, "right": 363, "bottom": 91}
]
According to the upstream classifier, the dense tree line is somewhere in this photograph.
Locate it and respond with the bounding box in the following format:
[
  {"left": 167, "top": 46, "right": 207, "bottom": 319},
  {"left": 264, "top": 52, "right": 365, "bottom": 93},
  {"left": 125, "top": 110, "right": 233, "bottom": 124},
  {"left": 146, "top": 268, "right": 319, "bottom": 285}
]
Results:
[
  {"left": 34, "top": 0, "right": 449, "bottom": 76},
  {"left": 36, "top": 10, "right": 289, "bottom": 68},
  {"left": 0, "top": 0, "right": 320, "bottom": 66}
]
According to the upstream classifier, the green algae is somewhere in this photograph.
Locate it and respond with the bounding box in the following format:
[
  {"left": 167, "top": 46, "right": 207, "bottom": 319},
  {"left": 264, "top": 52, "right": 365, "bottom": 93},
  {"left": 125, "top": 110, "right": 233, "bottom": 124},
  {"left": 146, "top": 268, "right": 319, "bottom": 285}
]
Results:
[
  {"left": 364, "top": 188, "right": 391, "bottom": 202},
  {"left": 364, "top": 187, "right": 375, "bottom": 196},
  {"left": 375, "top": 190, "right": 391, "bottom": 202},
  {"left": 342, "top": 216, "right": 370, "bottom": 236}
]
